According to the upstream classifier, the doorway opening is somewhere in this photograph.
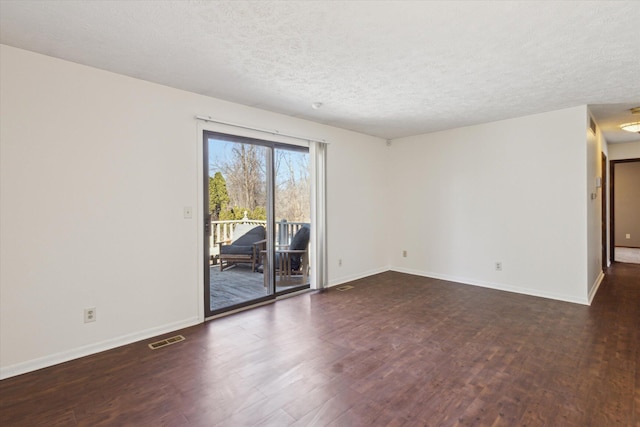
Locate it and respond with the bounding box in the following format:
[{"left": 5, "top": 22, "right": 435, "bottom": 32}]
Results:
[{"left": 610, "top": 158, "right": 640, "bottom": 265}]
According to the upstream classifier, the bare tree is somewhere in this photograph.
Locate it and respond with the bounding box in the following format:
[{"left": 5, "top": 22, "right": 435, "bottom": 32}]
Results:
[
  {"left": 218, "top": 143, "right": 266, "bottom": 210},
  {"left": 275, "top": 151, "right": 310, "bottom": 222},
  {"left": 210, "top": 142, "right": 309, "bottom": 222}
]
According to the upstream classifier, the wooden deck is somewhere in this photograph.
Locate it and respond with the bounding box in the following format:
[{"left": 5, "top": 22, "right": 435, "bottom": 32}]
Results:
[
  {"left": 1, "top": 262, "right": 638, "bottom": 426},
  {"left": 210, "top": 263, "right": 267, "bottom": 311},
  {"left": 210, "top": 263, "right": 308, "bottom": 312}
]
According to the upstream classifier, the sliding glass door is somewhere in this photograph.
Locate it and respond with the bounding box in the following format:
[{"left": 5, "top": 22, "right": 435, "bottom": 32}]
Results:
[{"left": 204, "top": 132, "right": 309, "bottom": 317}]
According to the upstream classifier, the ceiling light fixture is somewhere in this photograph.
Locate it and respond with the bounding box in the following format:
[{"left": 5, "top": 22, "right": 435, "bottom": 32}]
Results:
[{"left": 620, "top": 122, "right": 640, "bottom": 133}]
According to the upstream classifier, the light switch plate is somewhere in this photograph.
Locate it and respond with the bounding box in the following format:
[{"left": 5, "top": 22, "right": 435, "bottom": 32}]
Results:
[{"left": 183, "top": 206, "right": 193, "bottom": 219}]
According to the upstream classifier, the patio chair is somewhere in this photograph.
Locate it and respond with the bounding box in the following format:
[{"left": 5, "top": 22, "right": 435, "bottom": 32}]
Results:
[
  {"left": 218, "top": 224, "right": 266, "bottom": 272},
  {"left": 263, "top": 225, "right": 310, "bottom": 286}
]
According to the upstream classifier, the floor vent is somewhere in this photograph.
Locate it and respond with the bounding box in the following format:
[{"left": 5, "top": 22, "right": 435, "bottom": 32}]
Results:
[
  {"left": 336, "top": 285, "right": 355, "bottom": 291},
  {"left": 148, "top": 335, "right": 185, "bottom": 350}
]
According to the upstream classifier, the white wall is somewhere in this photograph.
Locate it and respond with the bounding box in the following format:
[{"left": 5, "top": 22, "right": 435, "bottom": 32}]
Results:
[
  {"left": 0, "top": 45, "right": 389, "bottom": 378},
  {"left": 327, "top": 133, "right": 390, "bottom": 285},
  {"left": 585, "top": 109, "right": 606, "bottom": 300},
  {"left": 608, "top": 141, "right": 640, "bottom": 160},
  {"left": 388, "top": 106, "right": 590, "bottom": 304}
]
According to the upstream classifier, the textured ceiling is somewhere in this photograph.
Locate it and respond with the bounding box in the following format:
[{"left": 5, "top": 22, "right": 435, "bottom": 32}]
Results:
[{"left": 1, "top": 0, "right": 639, "bottom": 141}]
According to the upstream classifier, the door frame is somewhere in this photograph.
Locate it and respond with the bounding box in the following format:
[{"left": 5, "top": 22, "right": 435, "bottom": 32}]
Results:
[
  {"left": 202, "top": 130, "right": 310, "bottom": 318},
  {"left": 609, "top": 157, "right": 640, "bottom": 264},
  {"left": 601, "top": 152, "right": 607, "bottom": 271}
]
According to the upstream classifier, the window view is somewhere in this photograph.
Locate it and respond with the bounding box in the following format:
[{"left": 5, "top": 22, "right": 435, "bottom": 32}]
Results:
[{"left": 206, "top": 135, "right": 310, "bottom": 315}]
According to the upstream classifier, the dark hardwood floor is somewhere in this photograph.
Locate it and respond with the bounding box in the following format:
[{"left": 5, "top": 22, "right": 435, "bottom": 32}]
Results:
[{"left": 1, "top": 263, "right": 638, "bottom": 426}]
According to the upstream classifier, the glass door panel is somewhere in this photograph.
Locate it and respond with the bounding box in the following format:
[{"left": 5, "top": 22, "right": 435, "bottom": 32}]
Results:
[
  {"left": 273, "top": 147, "right": 311, "bottom": 294},
  {"left": 205, "top": 136, "right": 272, "bottom": 315}
]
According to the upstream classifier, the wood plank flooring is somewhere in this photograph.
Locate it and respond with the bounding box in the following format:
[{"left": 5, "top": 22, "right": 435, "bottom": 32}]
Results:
[{"left": 1, "top": 263, "right": 638, "bottom": 426}]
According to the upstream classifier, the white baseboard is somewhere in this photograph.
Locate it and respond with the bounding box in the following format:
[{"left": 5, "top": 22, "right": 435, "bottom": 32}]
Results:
[
  {"left": 328, "top": 266, "right": 390, "bottom": 288},
  {"left": 390, "top": 267, "right": 590, "bottom": 305},
  {"left": 3, "top": 266, "right": 595, "bottom": 379},
  {"left": 588, "top": 270, "right": 605, "bottom": 305},
  {"left": 0, "top": 316, "right": 201, "bottom": 380}
]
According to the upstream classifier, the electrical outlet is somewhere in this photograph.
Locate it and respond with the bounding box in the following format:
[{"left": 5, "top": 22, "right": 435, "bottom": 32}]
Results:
[
  {"left": 495, "top": 262, "right": 502, "bottom": 271},
  {"left": 183, "top": 206, "right": 193, "bottom": 219},
  {"left": 402, "top": 250, "right": 407, "bottom": 258},
  {"left": 84, "top": 307, "right": 96, "bottom": 323},
  {"left": 338, "top": 258, "right": 343, "bottom": 267},
  {"left": 626, "top": 234, "right": 631, "bottom": 239}
]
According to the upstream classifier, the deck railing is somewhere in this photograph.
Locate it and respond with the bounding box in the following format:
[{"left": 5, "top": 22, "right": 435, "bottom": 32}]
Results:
[{"left": 209, "top": 212, "right": 308, "bottom": 261}]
